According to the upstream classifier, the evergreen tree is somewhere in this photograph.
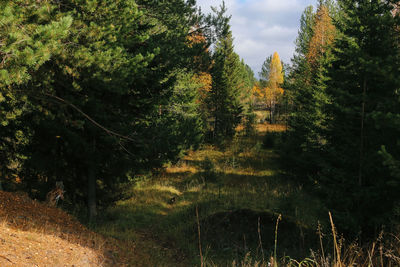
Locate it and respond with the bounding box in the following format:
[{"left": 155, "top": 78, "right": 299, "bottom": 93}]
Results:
[
  {"left": 0, "top": 0, "right": 73, "bottom": 190},
  {"left": 238, "top": 61, "right": 257, "bottom": 135},
  {"left": 283, "top": 2, "right": 336, "bottom": 184},
  {"left": 209, "top": 30, "right": 244, "bottom": 141},
  {"left": 294, "top": 5, "right": 315, "bottom": 64},
  {"left": 259, "top": 55, "right": 272, "bottom": 88},
  {"left": 238, "top": 60, "right": 256, "bottom": 113},
  {"left": 320, "top": 0, "right": 400, "bottom": 234},
  {"left": 0, "top": 0, "right": 210, "bottom": 219}
]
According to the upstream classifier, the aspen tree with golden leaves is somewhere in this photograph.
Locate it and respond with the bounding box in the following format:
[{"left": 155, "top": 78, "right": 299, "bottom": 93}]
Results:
[{"left": 265, "top": 52, "right": 284, "bottom": 123}]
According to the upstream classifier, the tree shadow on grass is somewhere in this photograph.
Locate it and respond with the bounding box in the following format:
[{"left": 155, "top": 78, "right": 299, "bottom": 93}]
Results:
[{"left": 95, "top": 165, "right": 323, "bottom": 265}]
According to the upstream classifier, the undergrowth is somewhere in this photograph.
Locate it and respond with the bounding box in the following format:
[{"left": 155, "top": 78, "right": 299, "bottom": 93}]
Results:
[{"left": 90, "top": 122, "right": 400, "bottom": 266}]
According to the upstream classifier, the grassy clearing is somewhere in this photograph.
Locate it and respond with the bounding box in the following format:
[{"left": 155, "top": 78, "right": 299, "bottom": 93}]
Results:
[
  {"left": 91, "top": 121, "right": 400, "bottom": 266},
  {"left": 92, "top": 123, "right": 325, "bottom": 265}
]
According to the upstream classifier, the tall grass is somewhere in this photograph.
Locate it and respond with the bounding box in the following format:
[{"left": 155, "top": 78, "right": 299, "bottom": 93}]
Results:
[{"left": 210, "top": 212, "right": 400, "bottom": 267}]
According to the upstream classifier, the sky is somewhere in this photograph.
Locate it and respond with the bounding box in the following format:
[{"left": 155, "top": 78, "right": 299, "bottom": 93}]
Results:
[{"left": 196, "top": 0, "right": 316, "bottom": 77}]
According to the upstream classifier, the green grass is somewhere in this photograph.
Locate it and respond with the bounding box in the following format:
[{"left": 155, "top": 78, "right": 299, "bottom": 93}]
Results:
[
  {"left": 92, "top": 126, "right": 325, "bottom": 266},
  {"left": 82, "top": 122, "right": 400, "bottom": 266}
]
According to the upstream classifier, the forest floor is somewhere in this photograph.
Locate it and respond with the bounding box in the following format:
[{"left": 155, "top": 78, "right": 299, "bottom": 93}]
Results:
[
  {"left": 93, "top": 122, "right": 326, "bottom": 266},
  {"left": 2, "top": 122, "right": 398, "bottom": 266},
  {"left": 0, "top": 190, "right": 135, "bottom": 266}
]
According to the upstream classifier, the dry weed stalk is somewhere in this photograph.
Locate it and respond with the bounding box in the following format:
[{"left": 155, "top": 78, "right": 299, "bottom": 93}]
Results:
[
  {"left": 273, "top": 214, "right": 282, "bottom": 267},
  {"left": 196, "top": 205, "right": 204, "bottom": 267},
  {"left": 257, "top": 217, "right": 265, "bottom": 263},
  {"left": 328, "top": 212, "right": 342, "bottom": 267},
  {"left": 317, "top": 221, "right": 327, "bottom": 266}
]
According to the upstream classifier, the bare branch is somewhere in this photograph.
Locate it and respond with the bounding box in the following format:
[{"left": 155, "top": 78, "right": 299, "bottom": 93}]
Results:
[{"left": 42, "top": 92, "right": 136, "bottom": 142}]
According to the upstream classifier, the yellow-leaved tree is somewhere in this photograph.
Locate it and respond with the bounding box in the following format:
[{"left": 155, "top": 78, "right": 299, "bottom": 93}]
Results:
[
  {"left": 265, "top": 52, "right": 284, "bottom": 123},
  {"left": 306, "top": 5, "right": 336, "bottom": 69}
]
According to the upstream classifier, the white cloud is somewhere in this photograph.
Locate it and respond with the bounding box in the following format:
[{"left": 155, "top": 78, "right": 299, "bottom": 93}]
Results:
[
  {"left": 247, "top": 0, "right": 304, "bottom": 12},
  {"left": 196, "top": 0, "right": 317, "bottom": 77},
  {"left": 258, "top": 25, "right": 297, "bottom": 40}
]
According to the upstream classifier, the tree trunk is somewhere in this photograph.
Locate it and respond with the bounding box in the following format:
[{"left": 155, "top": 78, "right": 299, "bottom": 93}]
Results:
[
  {"left": 285, "top": 98, "right": 288, "bottom": 131},
  {"left": 358, "top": 77, "right": 367, "bottom": 186},
  {"left": 269, "top": 100, "right": 273, "bottom": 123}
]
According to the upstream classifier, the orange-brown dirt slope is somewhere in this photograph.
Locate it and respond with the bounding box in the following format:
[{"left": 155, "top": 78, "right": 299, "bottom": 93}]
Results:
[{"left": 0, "top": 191, "right": 133, "bottom": 267}]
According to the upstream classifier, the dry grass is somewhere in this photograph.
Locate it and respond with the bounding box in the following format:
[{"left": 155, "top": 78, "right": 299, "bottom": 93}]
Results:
[
  {"left": 0, "top": 224, "right": 100, "bottom": 266},
  {"left": 0, "top": 191, "right": 135, "bottom": 266},
  {"left": 236, "top": 122, "right": 286, "bottom": 133},
  {"left": 256, "top": 123, "right": 286, "bottom": 134},
  {"left": 306, "top": 215, "right": 400, "bottom": 267}
]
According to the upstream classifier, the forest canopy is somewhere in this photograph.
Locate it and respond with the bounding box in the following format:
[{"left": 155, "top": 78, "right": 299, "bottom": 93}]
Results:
[{"left": 0, "top": 0, "right": 255, "bottom": 219}]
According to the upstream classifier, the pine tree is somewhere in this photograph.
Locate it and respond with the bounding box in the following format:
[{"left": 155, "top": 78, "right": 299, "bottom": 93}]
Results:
[
  {"left": 320, "top": 0, "right": 400, "bottom": 234},
  {"left": 294, "top": 5, "right": 315, "bottom": 64},
  {"left": 238, "top": 60, "right": 256, "bottom": 112},
  {"left": 0, "top": 0, "right": 72, "bottom": 191},
  {"left": 259, "top": 55, "right": 272, "bottom": 88},
  {"left": 0, "top": 0, "right": 209, "bottom": 219},
  {"left": 209, "top": 31, "right": 243, "bottom": 141},
  {"left": 283, "top": 2, "right": 336, "bottom": 183}
]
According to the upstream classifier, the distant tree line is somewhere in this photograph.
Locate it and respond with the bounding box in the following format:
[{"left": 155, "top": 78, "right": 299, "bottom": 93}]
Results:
[{"left": 0, "top": 0, "right": 255, "bottom": 219}]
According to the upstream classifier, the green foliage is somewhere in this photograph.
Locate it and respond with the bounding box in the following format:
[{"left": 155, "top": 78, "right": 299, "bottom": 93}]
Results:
[
  {"left": 283, "top": 2, "right": 335, "bottom": 184},
  {"left": 259, "top": 55, "right": 272, "bottom": 88},
  {"left": 0, "top": 0, "right": 73, "bottom": 188},
  {"left": 319, "top": 0, "right": 400, "bottom": 234},
  {"left": 0, "top": 1, "right": 73, "bottom": 87},
  {"left": 154, "top": 70, "right": 205, "bottom": 162},
  {"left": 294, "top": 5, "right": 315, "bottom": 60},
  {"left": 243, "top": 110, "right": 257, "bottom": 137},
  {"left": 286, "top": 0, "right": 400, "bottom": 235},
  {"left": 0, "top": 0, "right": 257, "bottom": 220},
  {"left": 0, "top": 0, "right": 222, "bottom": 218},
  {"left": 238, "top": 60, "right": 256, "bottom": 113},
  {"left": 209, "top": 30, "right": 244, "bottom": 142}
]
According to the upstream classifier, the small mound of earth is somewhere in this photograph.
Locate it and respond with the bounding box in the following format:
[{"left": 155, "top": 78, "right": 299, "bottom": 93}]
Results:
[
  {"left": 200, "top": 209, "right": 317, "bottom": 258},
  {"left": 0, "top": 191, "right": 87, "bottom": 234},
  {"left": 0, "top": 225, "right": 100, "bottom": 266},
  {"left": 0, "top": 191, "right": 130, "bottom": 266}
]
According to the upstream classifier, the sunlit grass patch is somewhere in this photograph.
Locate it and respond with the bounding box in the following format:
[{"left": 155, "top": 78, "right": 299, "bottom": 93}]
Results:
[
  {"left": 93, "top": 123, "right": 327, "bottom": 265},
  {"left": 141, "top": 184, "right": 182, "bottom": 196},
  {"left": 88, "top": 121, "right": 400, "bottom": 266},
  {"left": 165, "top": 165, "right": 197, "bottom": 174},
  {"left": 257, "top": 123, "right": 286, "bottom": 133}
]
